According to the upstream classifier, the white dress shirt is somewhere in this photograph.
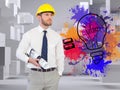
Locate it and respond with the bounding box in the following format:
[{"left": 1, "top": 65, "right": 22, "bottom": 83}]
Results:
[{"left": 16, "top": 25, "right": 65, "bottom": 75}]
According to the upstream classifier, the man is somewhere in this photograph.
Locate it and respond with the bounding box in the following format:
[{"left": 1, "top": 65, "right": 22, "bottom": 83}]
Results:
[{"left": 16, "top": 3, "right": 64, "bottom": 90}]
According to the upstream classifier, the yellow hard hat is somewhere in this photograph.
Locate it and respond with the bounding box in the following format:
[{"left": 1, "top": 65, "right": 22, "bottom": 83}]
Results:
[{"left": 36, "top": 3, "right": 55, "bottom": 16}]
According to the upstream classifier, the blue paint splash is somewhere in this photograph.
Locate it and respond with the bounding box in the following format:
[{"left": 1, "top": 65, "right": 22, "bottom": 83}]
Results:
[
  {"left": 85, "top": 56, "right": 112, "bottom": 77},
  {"left": 69, "top": 5, "right": 89, "bottom": 23}
]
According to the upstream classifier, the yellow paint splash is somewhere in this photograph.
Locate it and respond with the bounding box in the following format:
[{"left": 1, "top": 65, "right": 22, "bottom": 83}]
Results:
[
  {"left": 104, "top": 32, "right": 120, "bottom": 61},
  {"left": 60, "top": 23, "right": 79, "bottom": 41}
]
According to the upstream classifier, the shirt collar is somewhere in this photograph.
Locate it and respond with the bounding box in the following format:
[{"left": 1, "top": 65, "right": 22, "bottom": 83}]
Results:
[{"left": 38, "top": 25, "right": 50, "bottom": 33}]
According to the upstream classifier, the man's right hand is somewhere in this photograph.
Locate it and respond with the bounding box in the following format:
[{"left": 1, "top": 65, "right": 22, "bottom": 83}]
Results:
[{"left": 28, "top": 58, "right": 40, "bottom": 67}]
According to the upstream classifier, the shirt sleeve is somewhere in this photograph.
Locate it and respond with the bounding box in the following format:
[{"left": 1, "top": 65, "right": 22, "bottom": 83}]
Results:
[
  {"left": 56, "top": 36, "right": 65, "bottom": 76},
  {"left": 16, "top": 33, "right": 30, "bottom": 63}
]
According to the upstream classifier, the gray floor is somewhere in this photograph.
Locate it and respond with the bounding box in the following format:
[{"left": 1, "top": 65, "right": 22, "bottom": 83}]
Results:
[{"left": 0, "top": 75, "right": 120, "bottom": 90}]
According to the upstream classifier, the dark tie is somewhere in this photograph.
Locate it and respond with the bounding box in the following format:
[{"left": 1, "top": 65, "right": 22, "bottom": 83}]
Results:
[{"left": 41, "top": 30, "right": 48, "bottom": 61}]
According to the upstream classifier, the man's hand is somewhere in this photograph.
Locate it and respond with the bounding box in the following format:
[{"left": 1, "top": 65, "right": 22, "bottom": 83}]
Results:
[{"left": 28, "top": 58, "right": 40, "bottom": 67}]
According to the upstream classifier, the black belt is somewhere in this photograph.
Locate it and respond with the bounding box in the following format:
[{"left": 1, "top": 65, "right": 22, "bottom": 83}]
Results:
[{"left": 31, "top": 68, "right": 56, "bottom": 72}]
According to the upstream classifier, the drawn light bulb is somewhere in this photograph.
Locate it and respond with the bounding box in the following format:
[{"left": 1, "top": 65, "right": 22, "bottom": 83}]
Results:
[{"left": 77, "top": 13, "right": 107, "bottom": 64}]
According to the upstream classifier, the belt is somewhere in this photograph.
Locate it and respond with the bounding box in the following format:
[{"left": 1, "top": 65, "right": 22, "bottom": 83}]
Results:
[{"left": 31, "top": 68, "right": 56, "bottom": 72}]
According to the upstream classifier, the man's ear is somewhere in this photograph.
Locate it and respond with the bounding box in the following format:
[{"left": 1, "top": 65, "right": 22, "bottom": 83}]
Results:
[{"left": 37, "top": 15, "right": 41, "bottom": 19}]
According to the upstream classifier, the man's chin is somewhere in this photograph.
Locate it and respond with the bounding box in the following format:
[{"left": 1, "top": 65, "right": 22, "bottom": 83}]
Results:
[
  {"left": 42, "top": 22, "right": 52, "bottom": 26},
  {"left": 46, "top": 23, "right": 52, "bottom": 26}
]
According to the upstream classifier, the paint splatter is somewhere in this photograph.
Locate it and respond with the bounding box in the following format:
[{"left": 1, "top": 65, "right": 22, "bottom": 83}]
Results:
[
  {"left": 60, "top": 23, "right": 86, "bottom": 64},
  {"left": 104, "top": 32, "right": 120, "bottom": 61},
  {"left": 60, "top": 26, "right": 79, "bottom": 40},
  {"left": 77, "top": 13, "right": 107, "bottom": 50},
  {"left": 69, "top": 5, "right": 89, "bottom": 23},
  {"left": 61, "top": 5, "right": 120, "bottom": 77},
  {"left": 64, "top": 41, "right": 86, "bottom": 61},
  {"left": 85, "top": 57, "right": 112, "bottom": 77}
]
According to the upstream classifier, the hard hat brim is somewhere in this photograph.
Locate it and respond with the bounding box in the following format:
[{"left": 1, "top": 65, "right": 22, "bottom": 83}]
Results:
[{"left": 36, "top": 11, "right": 55, "bottom": 16}]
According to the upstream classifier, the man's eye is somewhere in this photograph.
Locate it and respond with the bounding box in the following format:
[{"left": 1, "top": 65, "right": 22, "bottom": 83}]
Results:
[{"left": 45, "top": 14, "right": 49, "bottom": 16}]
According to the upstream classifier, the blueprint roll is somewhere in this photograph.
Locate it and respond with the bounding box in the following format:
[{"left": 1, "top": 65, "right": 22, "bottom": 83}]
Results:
[{"left": 25, "top": 48, "right": 50, "bottom": 69}]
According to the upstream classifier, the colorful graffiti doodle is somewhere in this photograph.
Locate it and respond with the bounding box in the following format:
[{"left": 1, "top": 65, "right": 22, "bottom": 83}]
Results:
[{"left": 60, "top": 5, "right": 120, "bottom": 77}]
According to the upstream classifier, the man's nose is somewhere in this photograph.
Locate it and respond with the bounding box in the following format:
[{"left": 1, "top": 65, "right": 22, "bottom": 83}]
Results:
[{"left": 49, "top": 16, "right": 52, "bottom": 19}]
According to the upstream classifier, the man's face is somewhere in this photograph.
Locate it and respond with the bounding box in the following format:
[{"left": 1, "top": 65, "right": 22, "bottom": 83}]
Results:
[{"left": 38, "top": 12, "right": 53, "bottom": 26}]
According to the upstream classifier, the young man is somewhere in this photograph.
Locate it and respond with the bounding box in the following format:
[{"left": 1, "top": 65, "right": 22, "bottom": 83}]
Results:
[{"left": 16, "top": 3, "right": 64, "bottom": 90}]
